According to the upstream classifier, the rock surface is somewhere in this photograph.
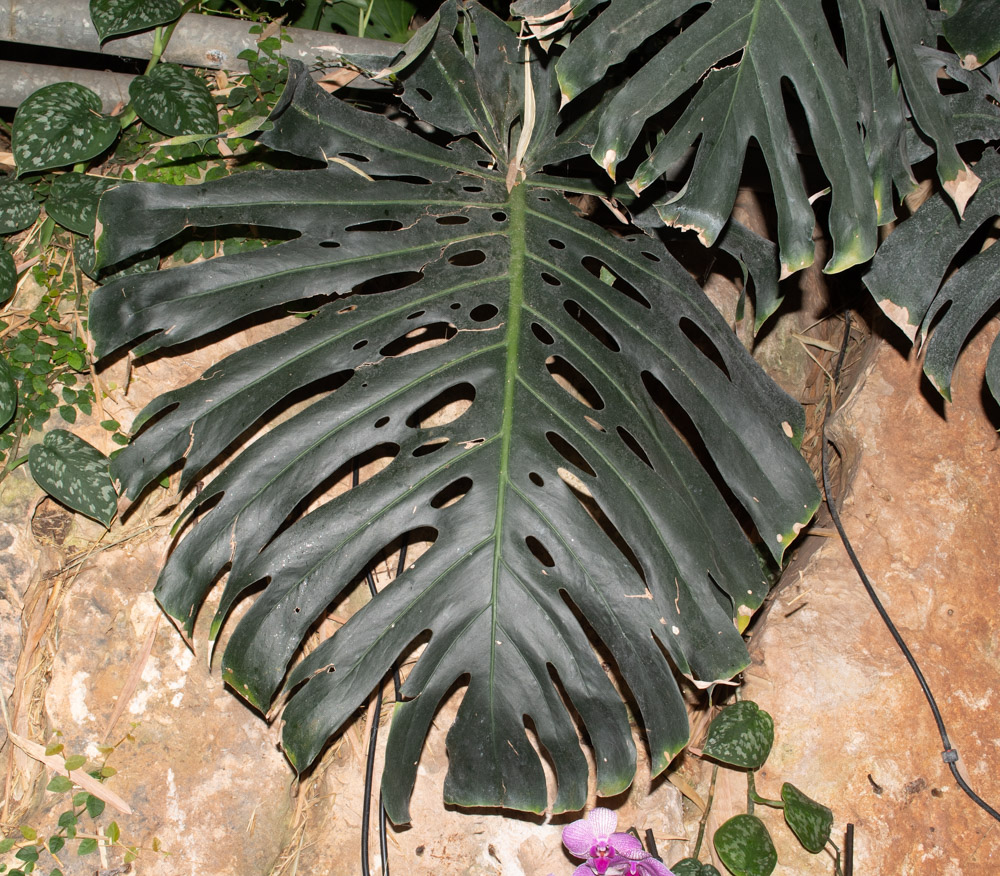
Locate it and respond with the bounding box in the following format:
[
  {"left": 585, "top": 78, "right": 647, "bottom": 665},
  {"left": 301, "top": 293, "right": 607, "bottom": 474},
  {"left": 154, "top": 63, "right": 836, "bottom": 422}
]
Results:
[{"left": 715, "top": 320, "right": 1000, "bottom": 874}]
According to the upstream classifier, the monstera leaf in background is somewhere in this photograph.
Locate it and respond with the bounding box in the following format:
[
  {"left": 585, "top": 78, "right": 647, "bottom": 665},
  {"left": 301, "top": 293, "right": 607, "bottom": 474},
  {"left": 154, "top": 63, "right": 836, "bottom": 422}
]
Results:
[
  {"left": 519, "top": 0, "right": 994, "bottom": 276},
  {"left": 90, "top": 2, "right": 818, "bottom": 822}
]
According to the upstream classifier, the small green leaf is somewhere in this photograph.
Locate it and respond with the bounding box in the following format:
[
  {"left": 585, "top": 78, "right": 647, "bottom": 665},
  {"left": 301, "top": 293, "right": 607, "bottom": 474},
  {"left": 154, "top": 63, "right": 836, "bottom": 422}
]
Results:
[
  {"left": 48, "top": 835, "right": 65, "bottom": 855},
  {"left": 51, "top": 868, "right": 64, "bottom": 876},
  {"left": 0, "top": 355, "right": 16, "bottom": 429},
  {"left": 0, "top": 177, "right": 39, "bottom": 234},
  {"left": 703, "top": 701, "right": 775, "bottom": 770},
  {"left": 670, "top": 858, "right": 722, "bottom": 876},
  {"left": 105, "top": 821, "right": 120, "bottom": 843},
  {"left": 85, "top": 795, "right": 105, "bottom": 819},
  {"left": 14, "top": 847, "right": 38, "bottom": 864},
  {"left": 130, "top": 65, "right": 219, "bottom": 138},
  {"left": 89, "top": 0, "right": 182, "bottom": 42},
  {"left": 0, "top": 837, "right": 16, "bottom": 853},
  {"left": 44, "top": 743, "right": 64, "bottom": 756},
  {"left": 17, "top": 827, "right": 36, "bottom": 841},
  {"left": 56, "top": 811, "right": 77, "bottom": 830},
  {"left": 781, "top": 782, "right": 833, "bottom": 854},
  {"left": 12, "top": 84, "right": 119, "bottom": 176},
  {"left": 46, "top": 174, "right": 119, "bottom": 236},
  {"left": 714, "top": 815, "right": 777, "bottom": 876},
  {"left": 27, "top": 430, "right": 118, "bottom": 528},
  {"left": 62, "top": 755, "right": 86, "bottom": 771},
  {"left": 46, "top": 775, "right": 74, "bottom": 793},
  {"left": 76, "top": 838, "right": 98, "bottom": 856}
]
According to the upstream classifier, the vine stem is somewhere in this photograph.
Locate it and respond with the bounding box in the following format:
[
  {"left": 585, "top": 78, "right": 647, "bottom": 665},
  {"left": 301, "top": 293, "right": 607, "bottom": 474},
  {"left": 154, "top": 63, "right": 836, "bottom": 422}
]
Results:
[
  {"left": 692, "top": 762, "right": 718, "bottom": 860},
  {"left": 145, "top": 0, "right": 201, "bottom": 73}
]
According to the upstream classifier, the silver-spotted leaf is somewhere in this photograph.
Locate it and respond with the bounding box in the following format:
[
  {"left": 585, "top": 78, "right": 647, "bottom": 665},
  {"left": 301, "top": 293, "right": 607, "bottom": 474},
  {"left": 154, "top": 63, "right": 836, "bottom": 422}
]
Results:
[
  {"left": 703, "top": 701, "right": 774, "bottom": 770},
  {"left": 781, "top": 782, "right": 833, "bottom": 854},
  {"left": 670, "top": 858, "right": 722, "bottom": 876},
  {"left": 46, "top": 174, "right": 120, "bottom": 236},
  {"left": 0, "top": 354, "right": 16, "bottom": 428},
  {"left": 713, "top": 815, "right": 777, "bottom": 876},
  {"left": 89, "top": 0, "right": 182, "bottom": 42},
  {"left": 90, "top": 3, "right": 818, "bottom": 824},
  {"left": 28, "top": 430, "right": 117, "bottom": 527},
  {"left": 0, "top": 248, "right": 15, "bottom": 305},
  {"left": 12, "top": 84, "right": 119, "bottom": 176},
  {"left": 130, "top": 64, "right": 218, "bottom": 138},
  {"left": 0, "top": 176, "right": 40, "bottom": 234}
]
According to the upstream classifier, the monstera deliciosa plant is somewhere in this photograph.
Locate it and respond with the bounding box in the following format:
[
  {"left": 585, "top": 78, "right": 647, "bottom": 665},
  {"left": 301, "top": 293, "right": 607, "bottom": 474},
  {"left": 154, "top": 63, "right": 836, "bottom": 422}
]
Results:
[
  {"left": 85, "top": 0, "right": 1000, "bottom": 828},
  {"left": 89, "top": 1, "right": 818, "bottom": 822}
]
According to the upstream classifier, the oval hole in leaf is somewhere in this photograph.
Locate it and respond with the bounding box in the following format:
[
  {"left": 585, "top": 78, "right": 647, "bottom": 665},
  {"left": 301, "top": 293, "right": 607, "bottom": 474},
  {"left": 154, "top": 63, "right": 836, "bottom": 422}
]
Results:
[
  {"left": 563, "top": 299, "right": 620, "bottom": 352},
  {"left": 437, "top": 214, "right": 470, "bottom": 225},
  {"left": 320, "top": 241, "right": 341, "bottom": 248},
  {"left": 581, "top": 257, "right": 651, "bottom": 309},
  {"left": 430, "top": 476, "right": 472, "bottom": 509},
  {"left": 525, "top": 535, "right": 555, "bottom": 568},
  {"left": 492, "top": 211, "right": 507, "bottom": 222},
  {"left": 413, "top": 438, "right": 449, "bottom": 457},
  {"left": 641, "top": 250, "right": 661, "bottom": 262},
  {"left": 548, "top": 238, "right": 565, "bottom": 250},
  {"left": 531, "top": 322, "right": 555, "bottom": 345},
  {"left": 528, "top": 471, "right": 544, "bottom": 487},
  {"left": 406, "top": 382, "right": 475, "bottom": 428},
  {"left": 541, "top": 272, "right": 561, "bottom": 286},
  {"left": 640, "top": 369, "right": 759, "bottom": 544},
  {"left": 545, "top": 431, "right": 596, "bottom": 476},
  {"left": 339, "top": 152, "right": 370, "bottom": 163},
  {"left": 546, "top": 355, "right": 605, "bottom": 410},
  {"left": 463, "top": 185, "right": 484, "bottom": 193},
  {"left": 447, "top": 249, "right": 487, "bottom": 266},
  {"left": 345, "top": 219, "right": 404, "bottom": 232},
  {"left": 353, "top": 339, "right": 368, "bottom": 350},
  {"left": 679, "top": 317, "right": 731, "bottom": 380},
  {"left": 416, "top": 87, "right": 433, "bottom": 101},
  {"left": 407, "top": 310, "right": 426, "bottom": 320},
  {"left": 617, "top": 426, "right": 653, "bottom": 469},
  {"left": 374, "top": 416, "right": 390, "bottom": 428},
  {"left": 470, "top": 303, "right": 499, "bottom": 322},
  {"left": 379, "top": 322, "right": 457, "bottom": 357}
]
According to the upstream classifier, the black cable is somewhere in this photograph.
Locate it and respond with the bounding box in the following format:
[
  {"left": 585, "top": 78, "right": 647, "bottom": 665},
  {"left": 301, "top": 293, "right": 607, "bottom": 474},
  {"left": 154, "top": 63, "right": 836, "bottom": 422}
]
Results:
[
  {"left": 356, "top": 454, "right": 409, "bottom": 876},
  {"left": 821, "top": 311, "right": 1000, "bottom": 824}
]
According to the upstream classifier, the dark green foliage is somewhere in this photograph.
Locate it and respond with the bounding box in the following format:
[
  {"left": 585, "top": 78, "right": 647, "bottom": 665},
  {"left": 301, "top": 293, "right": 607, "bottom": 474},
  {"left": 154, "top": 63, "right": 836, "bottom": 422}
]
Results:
[{"left": 90, "top": 3, "right": 818, "bottom": 822}]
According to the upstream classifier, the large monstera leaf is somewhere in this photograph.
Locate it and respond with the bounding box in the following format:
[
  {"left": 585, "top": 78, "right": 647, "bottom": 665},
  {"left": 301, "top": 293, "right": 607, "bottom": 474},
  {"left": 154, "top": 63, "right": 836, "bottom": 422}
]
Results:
[
  {"left": 542, "top": 0, "right": 981, "bottom": 277},
  {"left": 865, "top": 148, "right": 1000, "bottom": 403},
  {"left": 90, "top": 3, "right": 817, "bottom": 823}
]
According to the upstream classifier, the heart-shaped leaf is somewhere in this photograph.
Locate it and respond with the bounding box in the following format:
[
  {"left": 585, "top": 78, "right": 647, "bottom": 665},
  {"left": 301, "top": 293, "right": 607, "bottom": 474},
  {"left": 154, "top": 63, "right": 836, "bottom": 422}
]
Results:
[
  {"left": 713, "top": 815, "right": 777, "bottom": 876},
  {"left": 0, "top": 248, "right": 16, "bottom": 305},
  {"left": 781, "top": 782, "right": 833, "bottom": 854},
  {"left": 89, "top": 0, "right": 182, "bottom": 42},
  {"left": 28, "top": 430, "right": 117, "bottom": 527},
  {"left": 13, "top": 84, "right": 119, "bottom": 176},
  {"left": 0, "top": 176, "right": 40, "bottom": 234},
  {"left": 0, "top": 354, "right": 16, "bottom": 428},
  {"left": 130, "top": 64, "right": 219, "bottom": 138},
  {"left": 46, "top": 174, "right": 120, "bottom": 235},
  {"left": 702, "top": 701, "right": 774, "bottom": 770},
  {"left": 671, "top": 858, "right": 722, "bottom": 876}
]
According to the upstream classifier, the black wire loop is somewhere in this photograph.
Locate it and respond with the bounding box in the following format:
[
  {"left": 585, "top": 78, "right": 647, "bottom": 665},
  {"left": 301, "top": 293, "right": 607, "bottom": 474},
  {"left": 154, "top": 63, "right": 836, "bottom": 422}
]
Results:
[{"left": 822, "top": 311, "right": 1000, "bottom": 824}]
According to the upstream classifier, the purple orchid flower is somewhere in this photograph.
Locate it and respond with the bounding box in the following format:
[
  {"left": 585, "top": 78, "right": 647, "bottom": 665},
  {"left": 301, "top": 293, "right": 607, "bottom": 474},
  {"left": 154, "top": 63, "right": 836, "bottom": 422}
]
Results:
[
  {"left": 616, "top": 847, "right": 675, "bottom": 876},
  {"left": 561, "top": 808, "right": 643, "bottom": 875}
]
